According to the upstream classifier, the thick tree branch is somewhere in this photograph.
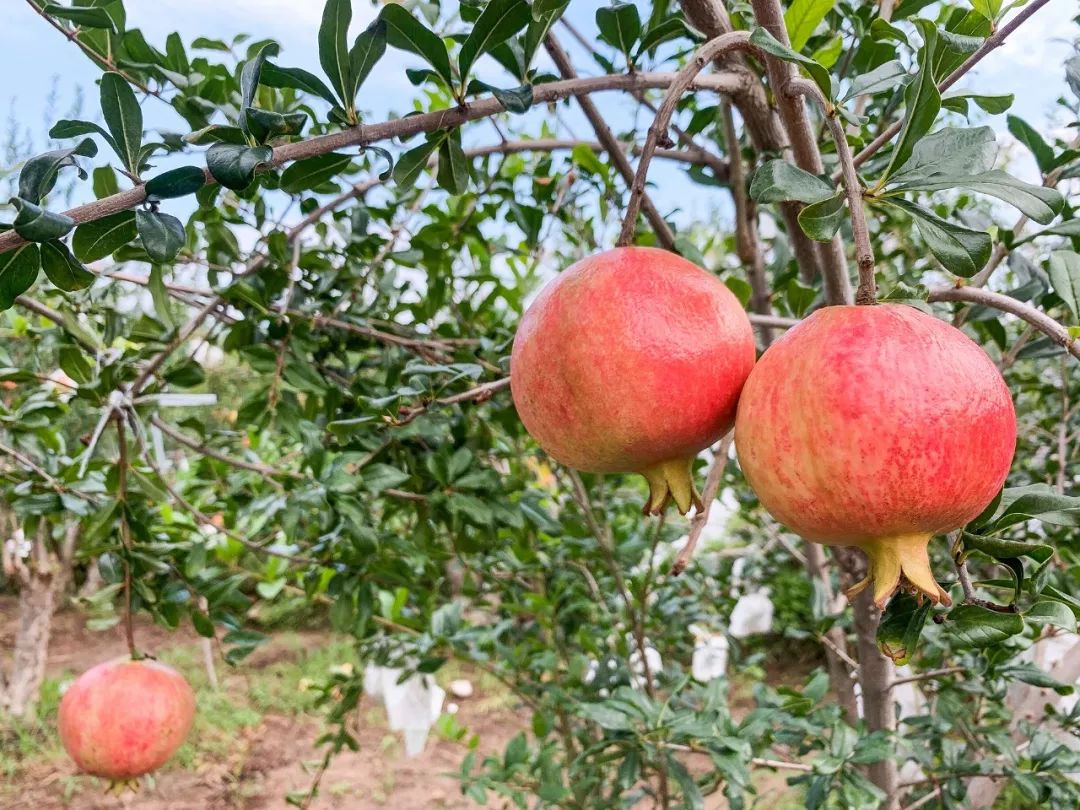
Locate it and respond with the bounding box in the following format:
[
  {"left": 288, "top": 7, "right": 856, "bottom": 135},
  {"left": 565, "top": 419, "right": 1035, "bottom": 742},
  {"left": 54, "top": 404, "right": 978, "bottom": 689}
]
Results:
[
  {"left": 0, "top": 71, "right": 744, "bottom": 256},
  {"left": 749, "top": 0, "right": 853, "bottom": 305},
  {"left": 544, "top": 34, "right": 677, "bottom": 251},
  {"left": 787, "top": 78, "right": 876, "bottom": 304},
  {"left": 847, "top": 0, "right": 1053, "bottom": 176},
  {"left": 617, "top": 31, "right": 755, "bottom": 247}
]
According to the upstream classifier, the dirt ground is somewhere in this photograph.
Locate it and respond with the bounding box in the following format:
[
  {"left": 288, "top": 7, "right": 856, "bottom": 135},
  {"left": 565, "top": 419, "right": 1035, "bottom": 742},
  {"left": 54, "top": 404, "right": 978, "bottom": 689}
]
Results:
[{"left": 1, "top": 602, "right": 801, "bottom": 809}]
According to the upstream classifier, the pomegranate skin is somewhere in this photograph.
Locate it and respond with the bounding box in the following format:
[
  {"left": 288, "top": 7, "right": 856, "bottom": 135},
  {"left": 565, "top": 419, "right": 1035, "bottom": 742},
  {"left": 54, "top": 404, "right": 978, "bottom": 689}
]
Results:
[
  {"left": 58, "top": 657, "right": 195, "bottom": 781},
  {"left": 511, "top": 247, "right": 756, "bottom": 514},
  {"left": 735, "top": 304, "right": 1016, "bottom": 607}
]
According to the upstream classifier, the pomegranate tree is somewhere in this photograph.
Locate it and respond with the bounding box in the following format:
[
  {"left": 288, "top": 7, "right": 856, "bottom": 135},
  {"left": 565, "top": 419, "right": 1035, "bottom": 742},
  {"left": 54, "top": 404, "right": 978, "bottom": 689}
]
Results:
[
  {"left": 735, "top": 304, "right": 1016, "bottom": 607},
  {"left": 511, "top": 247, "right": 755, "bottom": 514},
  {"left": 58, "top": 657, "right": 195, "bottom": 781}
]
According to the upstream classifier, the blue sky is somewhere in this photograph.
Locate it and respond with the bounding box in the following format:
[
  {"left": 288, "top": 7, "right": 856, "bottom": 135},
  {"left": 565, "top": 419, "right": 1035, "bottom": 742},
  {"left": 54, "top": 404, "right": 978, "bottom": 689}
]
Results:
[{"left": 1, "top": 1, "right": 1076, "bottom": 231}]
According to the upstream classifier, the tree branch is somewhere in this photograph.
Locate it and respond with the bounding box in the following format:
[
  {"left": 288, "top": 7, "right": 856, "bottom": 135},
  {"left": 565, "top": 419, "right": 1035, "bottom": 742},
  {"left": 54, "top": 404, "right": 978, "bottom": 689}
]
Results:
[
  {"left": 786, "top": 78, "right": 876, "bottom": 304},
  {"left": 544, "top": 34, "right": 677, "bottom": 251},
  {"left": 149, "top": 415, "right": 303, "bottom": 480},
  {"left": 616, "top": 31, "right": 755, "bottom": 247},
  {"left": 671, "top": 432, "right": 734, "bottom": 575},
  {"left": 0, "top": 71, "right": 744, "bottom": 256}
]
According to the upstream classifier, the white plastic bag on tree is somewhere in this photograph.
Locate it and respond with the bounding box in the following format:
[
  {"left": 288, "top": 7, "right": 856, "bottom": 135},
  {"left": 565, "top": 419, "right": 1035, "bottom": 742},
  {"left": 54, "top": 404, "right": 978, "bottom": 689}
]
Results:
[
  {"left": 728, "top": 588, "right": 774, "bottom": 638},
  {"left": 362, "top": 665, "right": 446, "bottom": 757},
  {"left": 691, "top": 633, "right": 729, "bottom": 682},
  {"left": 629, "top": 644, "right": 663, "bottom": 690}
]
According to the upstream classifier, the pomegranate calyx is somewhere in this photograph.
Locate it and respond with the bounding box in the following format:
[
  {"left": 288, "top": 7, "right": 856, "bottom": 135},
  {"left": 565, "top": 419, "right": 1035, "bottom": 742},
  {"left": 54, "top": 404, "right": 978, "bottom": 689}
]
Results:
[
  {"left": 843, "top": 533, "right": 952, "bottom": 609},
  {"left": 640, "top": 457, "right": 702, "bottom": 516}
]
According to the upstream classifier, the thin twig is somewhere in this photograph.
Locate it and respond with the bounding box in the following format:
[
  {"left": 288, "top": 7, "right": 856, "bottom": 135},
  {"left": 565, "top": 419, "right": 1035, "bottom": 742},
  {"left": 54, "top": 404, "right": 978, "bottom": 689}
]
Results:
[
  {"left": 0, "top": 441, "right": 97, "bottom": 503},
  {"left": 889, "top": 666, "right": 964, "bottom": 689},
  {"left": 671, "top": 433, "right": 733, "bottom": 575},
  {"left": 149, "top": 415, "right": 302, "bottom": 480},
  {"left": 617, "top": 31, "right": 754, "bottom": 247}
]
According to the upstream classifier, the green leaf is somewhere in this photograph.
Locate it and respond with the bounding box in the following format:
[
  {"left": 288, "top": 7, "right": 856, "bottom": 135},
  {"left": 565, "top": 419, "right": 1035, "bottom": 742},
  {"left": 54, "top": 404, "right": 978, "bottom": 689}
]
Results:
[
  {"left": 882, "top": 20, "right": 941, "bottom": 182},
  {"left": 842, "top": 59, "right": 909, "bottom": 101},
  {"left": 239, "top": 41, "right": 280, "bottom": 137},
  {"left": 261, "top": 63, "right": 340, "bottom": 108},
  {"left": 436, "top": 135, "right": 470, "bottom": 195},
  {"left": 349, "top": 19, "right": 388, "bottom": 102},
  {"left": 136, "top": 209, "right": 187, "bottom": 264},
  {"left": 948, "top": 604, "right": 1024, "bottom": 648},
  {"left": 469, "top": 80, "right": 534, "bottom": 114},
  {"left": 596, "top": 2, "right": 641, "bottom": 59},
  {"left": 242, "top": 109, "right": 307, "bottom": 143},
  {"left": 459, "top": 0, "right": 530, "bottom": 85},
  {"left": 0, "top": 244, "right": 41, "bottom": 310},
  {"left": 577, "top": 702, "right": 633, "bottom": 731},
  {"left": 748, "top": 27, "right": 831, "bottom": 99},
  {"left": 1001, "top": 663, "right": 1074, "bottom": 695},
  {"left": 362, "top": 463, "right": 410, "bottom": 494},
  {"left": 11, "top": 198, "right": 76, "bottom": 242},
  {"left": 877, "top": 593, "right": 932, "bottom": 665},
  {"left": 42, "top": 2, "right": 118, "bottom": 30},
  {"left": 636, "top": 17, "right": 691, "bottom": 59},
  {"left": 148, "top": 264, "right": 174, "bottom": 328},
  {"left": 100, "top": 72, "right": 143, "bottom": 174},
  {"left": 71, "top": 210, "right": 137, "bottom": 262},
  {"left": 667, "top": 755, "right": 705, "bottom": 810},
  {"left": 750, "top": 159, "right": 834, "bottom": 204},
  {"left": 40, "top": 240, "right": 94, "bottom": 291},
  {"left": 58, "top": 345, "right": 93, "bottom": 385},
  {"left": 891, "top": 170, "right": 1063, "bottom": 225},
  {"left": 279, "top": 153, "right": 353, "bottom": 194},
  {"left": 145, "top": 166, "right": 206, "bottom": 200},
  {"left": 319, "top": 0, "right": 353, "bottom": 106},
  {"left": 393, "top": 137, "right": 440, "bottom": 189},
  {"left": 885, "top": 198, "right": 990, "bottom": 277},
  {"left": 523, "top": 2, "right": 568, "bottom": 70},
  {"left": 992, "top": 489, "right": 1080, "bottom": 530},
  {"left": 50, "top": 118, "right": 116, "bottom": 150},
  {"left": 963, "top": 531, "right": 1053, "bottom": 567},
  {"left": 380, "top": 4, "right": 453, "bottom": 90},
  {"left": 18, "top": 138, "right": 98, "bottom": 205},
  {"left": 1007, "top": 115, "right": 1056, "bottom": 175},
  {"left": 888, "top": 126, "right": 997, "bottom": 184},
  {"left": 784, "top": 0, "right": 837, "bottom": 52},
  {"left": 941, "top": 92, "right": 1013, "bottom": 115},
  {"left": 1048, "top": 251, "right": 1080, "bottom": 323},
  {"left": 798, "top": 193, "right": 845, "bottom": 241},
  {"left": 206, "top": 144, "right": 273, "bottom": 190},
  {"left": 1025, "top": 601, "right": 1077, "bottom": 633}
]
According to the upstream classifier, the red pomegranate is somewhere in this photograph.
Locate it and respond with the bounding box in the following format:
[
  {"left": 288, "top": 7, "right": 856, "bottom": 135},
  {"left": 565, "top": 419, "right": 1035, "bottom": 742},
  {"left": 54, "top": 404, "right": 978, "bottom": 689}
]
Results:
[
  {"left": 511, "top": 247, "right": 756, "bottom": 514},
  {"left": 58, "top": 657, "right": 195, "bottom": 781},
  {"left": 735, "top": 304, "right": 1016, "bottom": 607}
]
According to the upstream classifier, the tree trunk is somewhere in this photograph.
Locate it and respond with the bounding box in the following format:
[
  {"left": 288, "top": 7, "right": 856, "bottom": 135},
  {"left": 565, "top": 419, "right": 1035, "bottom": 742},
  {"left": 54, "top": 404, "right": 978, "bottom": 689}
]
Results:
[
  {"left": 2, "top": 565, "right": 58, "bottom": 718},
  {"left": 851, "top": 590, "right": 899, "bottom": 809}
]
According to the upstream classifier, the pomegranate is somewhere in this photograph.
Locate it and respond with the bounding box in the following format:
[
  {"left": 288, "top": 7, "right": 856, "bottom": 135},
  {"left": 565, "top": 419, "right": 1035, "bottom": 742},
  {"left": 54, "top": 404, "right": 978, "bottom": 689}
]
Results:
[
  {"left": 58, "top": 657, "right": 195, "bottom": 781},
  {"left": 511, "top": 246, "right": 756, "bottom": 514},
  {"left": 735, "top": 304, "right": 1016, "bottom": 607}
]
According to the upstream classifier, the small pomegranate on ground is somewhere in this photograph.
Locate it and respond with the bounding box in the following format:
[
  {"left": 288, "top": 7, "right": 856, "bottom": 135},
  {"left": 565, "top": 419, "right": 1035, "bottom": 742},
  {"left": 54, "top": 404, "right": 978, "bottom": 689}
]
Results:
[
  {"left": 59, "top": 657, "right": 195, "bottom": 781},
  {"left": 511, "top": 246, "right": 756, "bottom": 514},
  {"left": 735, "top": 304, "right": 1016, "bottom": 607}
]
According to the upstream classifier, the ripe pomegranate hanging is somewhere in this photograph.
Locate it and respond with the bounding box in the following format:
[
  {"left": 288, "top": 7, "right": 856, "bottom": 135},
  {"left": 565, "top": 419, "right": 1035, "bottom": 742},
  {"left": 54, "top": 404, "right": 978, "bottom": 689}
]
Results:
[
  {"left": 59, "top": 657, "right": 195, "bottom": 781},
  {"left": 735, "top": 304, "right": 1016, "bottom": 608},
  {"left": 511, "top": 247, "right": 756, "bottom": 514}
]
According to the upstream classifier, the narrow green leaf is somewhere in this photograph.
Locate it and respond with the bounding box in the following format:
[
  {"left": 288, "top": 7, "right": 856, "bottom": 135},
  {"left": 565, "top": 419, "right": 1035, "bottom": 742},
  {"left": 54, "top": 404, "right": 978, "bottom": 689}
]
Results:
[
  {"left": 100, "top": 72, "right": 143, "bottom": 173},
  {"left": 970, "top": 0, "right": 1002, "bottom": 22},
  {"left": 784, "top": 0, "right": 837, "bottom": 52},
  {"left": 279, "top": 153, "right": 353, "bottom": 194},
  {"left": 40, "top": 240, "right": 94, "bottom": 291},
  {"left": 239, "top": 41, "right": 280, "bottom": 129},
  {"left": 1025, "top": 601, "right": 1077, "bottom": 633},
  {"left": 798, "top": 193, "right": 846, "bottom": 241},
  {"left": 393, "top": 137, "right": 441, "bottom": 189},
  {"left": 349, "top": 20, "right": 388, "bottom": 102},
  {"left": 11, "top": 198, "right": 76, "bottom": 242},
  {"left": 843, "top": 59, "right": 909, "bottom": 101},
  {"left": 885, "top": 198, "right": 990, "bottom": 277},
  {"left": 49, "top": 119, "right": 116, "bottom": 152},
  {"left": 883, "top": 20, "right": 941, "bottom": 181},
  {"left": 469, "top": 80, "right": 534, "bottom": 114},
  {"left": 948, "top": 604, "right": 1024, "bottom": 648},
  {"left": 877, "top": 593, "right": 932, "bottom": 665},
  {"left": 888, "top": 126, "right": 997, "bottom": 184},
  {"left": 0, "top": 244, "right": 41, "bottom": 310},
  {"left": 748, "top": 27, "right": 832, "bottom": 99},
  {"left": 17, "top": 138, "right": 98, "bottom": 205},
  {"left": 596, "top": 2, "right": 642, "bottom": 59},
  {"left": 206, "top": 144, "right": 273, "bottom": 190},
  {"left": 136, "top": 209, "right": 187, "bottom": 264},
  {"left": 148, "top": 264, "right": 174, "bottom": 328},
  {"left": 635, "top": 17, "right": 691, "bottom": 58},
  {"left": 459, "top": 0, "right": 529, "bottom": 85},
  {"left": 318, "top": 0, "right": 353, "bottom": 106},
  {"left": 242, "top": 108, "right": 307, "bottom": 142},
  {"left": 71, "top": 210, "right": 137, "bottom": 262},
  {"left": 380, "top": 4, "right": 453, "bottom": 90},
  {"left": 1048, "top": 251, "right": 1080, "bottom": 323},
  {"left": 1007, "top": 114, "right": 1056, "bottom": 175},
  {"left": 523, "top": 2, "right": 568, "bottom": 70},
  {"left": 436, "top": 135, "right": 469, "bottom": 195},
  {"left": 261, "top": 63, "right": 340, "bottom": 108},
  {"left": 144, "top": 166, "right": 206, "bottom": 200},
  {"left": 941, "top": 92, "right": 1014, "bottom": 115},
  {"left": 42, "top": 3, "right": 117, "bottom": 30},
  {"left": 749, "top": 159, "right": 834, "bottom": 204},
  {"left": 891, "top": 170, "right": 1063, "bottom": 225}
]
